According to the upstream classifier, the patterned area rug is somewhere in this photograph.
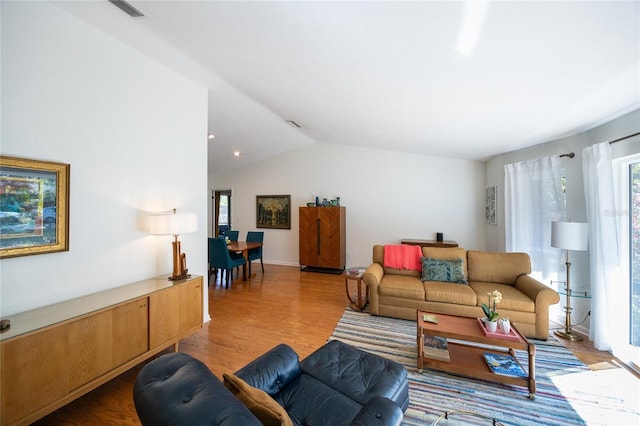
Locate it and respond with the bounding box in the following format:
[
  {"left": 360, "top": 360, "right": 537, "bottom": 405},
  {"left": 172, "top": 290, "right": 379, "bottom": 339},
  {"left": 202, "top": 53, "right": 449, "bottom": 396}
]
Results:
[{"left": 329, "top": 309, "right": 640, "bottom": 426}]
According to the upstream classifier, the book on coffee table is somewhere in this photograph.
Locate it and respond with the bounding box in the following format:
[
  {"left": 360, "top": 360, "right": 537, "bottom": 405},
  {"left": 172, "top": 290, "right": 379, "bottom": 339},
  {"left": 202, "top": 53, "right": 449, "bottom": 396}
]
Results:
[
  {"left": 423, "top": 334, "right": 450, "bottom": 362},
  {"left": 483, "top": 353, "right": 527, "bottom": 377}
]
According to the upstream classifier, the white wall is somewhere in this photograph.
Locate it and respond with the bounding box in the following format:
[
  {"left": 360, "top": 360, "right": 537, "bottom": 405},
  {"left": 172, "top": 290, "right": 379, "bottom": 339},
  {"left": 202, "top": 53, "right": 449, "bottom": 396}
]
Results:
[
  {"left": 210, "top": 143, "right": 487, "bottom": 267},
  {"left": 485, "top": 108, "right": 640, "bottom": 335},
  {"left": 1, "top": 2, "right": 208, "bottom": 316}
]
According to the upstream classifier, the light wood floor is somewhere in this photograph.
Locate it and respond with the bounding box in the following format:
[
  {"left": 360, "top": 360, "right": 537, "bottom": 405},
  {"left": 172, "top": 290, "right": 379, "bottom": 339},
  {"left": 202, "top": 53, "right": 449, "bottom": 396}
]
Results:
[{"left": 34, "top": 265, "right": 632, "bottom": 425}]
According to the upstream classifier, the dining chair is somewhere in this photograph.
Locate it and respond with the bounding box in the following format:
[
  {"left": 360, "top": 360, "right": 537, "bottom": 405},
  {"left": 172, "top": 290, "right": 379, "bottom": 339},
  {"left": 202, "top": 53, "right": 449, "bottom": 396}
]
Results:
[
  {"left": 246, "top": 231, "right": 264, "bottom": 273},
  {"left": 224, "top": 230, "right": 239, "bottom": 241},
  {"left": 224, "top": 230, "right": 243, "bottom": 275},
  {"left": 208, "top": 237, "right": 246, "bottom": 288}
]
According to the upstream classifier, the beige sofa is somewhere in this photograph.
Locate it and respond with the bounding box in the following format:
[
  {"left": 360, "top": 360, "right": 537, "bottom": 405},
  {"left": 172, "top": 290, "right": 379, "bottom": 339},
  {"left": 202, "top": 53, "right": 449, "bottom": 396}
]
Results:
[{"left": 363, "top": 245, "right": 560, "bottom": 340}]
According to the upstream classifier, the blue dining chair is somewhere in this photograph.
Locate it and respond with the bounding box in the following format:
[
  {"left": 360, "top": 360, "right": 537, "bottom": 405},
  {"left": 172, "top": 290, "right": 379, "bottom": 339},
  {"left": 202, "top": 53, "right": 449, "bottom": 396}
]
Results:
[
  {"left": 208, "top": 237, "right": 246, "bottom": 288},
  {"left": 246, "top": 231, "right": 264, "bottom": 273},
  {"left": 224, "top": 230, "right": 239, "bottom": 241},
  {"left": 224, "top": 230, "right": 243, "bottom": 274}
]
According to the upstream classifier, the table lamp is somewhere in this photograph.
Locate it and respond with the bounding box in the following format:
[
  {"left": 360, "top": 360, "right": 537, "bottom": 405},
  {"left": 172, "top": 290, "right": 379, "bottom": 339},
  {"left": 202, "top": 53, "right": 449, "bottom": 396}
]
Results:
[
  {"left": 551, "top": 221, "right": 589, "bottom": 341},
  {"left": 150, "top": 208, "right": 197, "bottom": 281}
]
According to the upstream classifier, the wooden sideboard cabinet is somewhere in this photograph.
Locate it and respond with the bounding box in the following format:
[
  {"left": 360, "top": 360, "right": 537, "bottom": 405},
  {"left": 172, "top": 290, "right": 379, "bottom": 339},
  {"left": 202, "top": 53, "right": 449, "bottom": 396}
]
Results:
[
  {"left": 0, "top": 275, "right": 203, "bottom": 426},
  {"left": 299, "top": 206, "right": 346, "bottom": 271}
]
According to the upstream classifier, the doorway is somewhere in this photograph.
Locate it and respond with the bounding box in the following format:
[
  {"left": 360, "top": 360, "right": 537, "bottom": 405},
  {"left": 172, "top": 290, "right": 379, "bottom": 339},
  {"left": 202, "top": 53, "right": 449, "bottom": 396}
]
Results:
[{"left": 212, "top": 190, "right": 232, "bottom": 238}]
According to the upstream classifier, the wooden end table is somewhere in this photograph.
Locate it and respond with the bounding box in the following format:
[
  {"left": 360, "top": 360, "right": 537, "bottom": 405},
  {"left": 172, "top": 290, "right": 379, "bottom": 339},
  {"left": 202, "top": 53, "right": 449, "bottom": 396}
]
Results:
[
  {"left": 344, "top": 270, "right": 368, "bottom": 311},
  {"left": 417, "top": 311, "right": 536, "bottom": 399}
]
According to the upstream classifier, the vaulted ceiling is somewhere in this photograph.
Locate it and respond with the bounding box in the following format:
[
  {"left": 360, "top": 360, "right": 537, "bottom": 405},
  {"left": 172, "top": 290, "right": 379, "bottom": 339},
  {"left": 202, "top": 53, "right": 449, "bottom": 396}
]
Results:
[{"left": 55, "top": 1, "right": 639, "bottom": 175}]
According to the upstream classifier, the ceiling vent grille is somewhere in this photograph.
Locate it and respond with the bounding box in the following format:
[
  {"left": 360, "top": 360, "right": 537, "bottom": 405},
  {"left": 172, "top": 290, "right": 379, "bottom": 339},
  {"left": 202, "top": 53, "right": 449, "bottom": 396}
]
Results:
[{"left": 108, "top": 0, "right": 145, "bottom": 18}]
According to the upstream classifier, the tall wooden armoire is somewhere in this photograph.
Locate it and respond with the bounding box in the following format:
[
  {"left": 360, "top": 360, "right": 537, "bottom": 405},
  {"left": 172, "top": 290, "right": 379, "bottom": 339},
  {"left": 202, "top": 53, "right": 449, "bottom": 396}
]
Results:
[{"left": 299, "top": 206, "right": 346, "bottom": 271}]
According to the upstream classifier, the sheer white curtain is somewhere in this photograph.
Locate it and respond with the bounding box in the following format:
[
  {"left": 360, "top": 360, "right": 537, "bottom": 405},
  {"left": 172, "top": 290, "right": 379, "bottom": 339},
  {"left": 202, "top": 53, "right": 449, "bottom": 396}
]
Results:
[
  {"left": 583, "top": 142, "right": 620, "bottom": 351},
  {"left": 504, "top": 156, "right": 565, "bottom": 282}
]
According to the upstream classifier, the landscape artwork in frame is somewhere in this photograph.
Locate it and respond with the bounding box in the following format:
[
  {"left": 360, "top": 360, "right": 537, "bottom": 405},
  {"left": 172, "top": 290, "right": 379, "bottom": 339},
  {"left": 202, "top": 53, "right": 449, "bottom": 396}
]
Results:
[
  {"left": 256, "top": 195, "right": 291, "bottom": 229},
  {"left": 0, "top": 156, "right": 70, "bottom": 258}
]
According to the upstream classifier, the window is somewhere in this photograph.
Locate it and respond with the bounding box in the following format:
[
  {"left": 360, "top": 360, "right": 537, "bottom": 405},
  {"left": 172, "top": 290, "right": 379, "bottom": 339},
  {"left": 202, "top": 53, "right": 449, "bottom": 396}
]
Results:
[
  {"left": 613, "top": 153, "right": 640, "bottom": 370},
  {"left": 218, "top": 194, "right": 229, "bottom": 226},
  {"left": 630, "top": 162, "right": 640, "bottom": 346}
]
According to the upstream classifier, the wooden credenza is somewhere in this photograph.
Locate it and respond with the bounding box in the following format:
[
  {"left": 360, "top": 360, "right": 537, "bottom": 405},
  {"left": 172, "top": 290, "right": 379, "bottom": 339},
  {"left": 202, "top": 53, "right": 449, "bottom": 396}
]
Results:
[
  {"left": 299, "top": 206, "right": 346, "bottom": 271},
  {"left": 0, "top": 275, "right": 203, "bottom": 426}
]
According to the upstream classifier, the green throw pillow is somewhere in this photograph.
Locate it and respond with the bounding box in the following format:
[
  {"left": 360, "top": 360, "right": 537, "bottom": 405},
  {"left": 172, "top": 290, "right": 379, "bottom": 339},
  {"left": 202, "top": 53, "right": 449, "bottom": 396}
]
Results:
[{"left": 421, "top": 257, "right": 468, "bottom": 284}]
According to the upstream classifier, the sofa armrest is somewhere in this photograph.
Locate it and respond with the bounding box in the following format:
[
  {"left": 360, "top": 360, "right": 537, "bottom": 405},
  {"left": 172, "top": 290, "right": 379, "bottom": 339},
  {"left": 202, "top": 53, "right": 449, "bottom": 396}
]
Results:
[
  {"left": 235, "top": 343, "right": 301, "bottom": 396},
  {"left": 363, "top": 263, "right": 384, "bottom": 289},
  {"left": 349, "top": 396, "right": 403, "bottom": 426},
  {"left": 515, "top": 275, "right": 560, "bottom": 307},
  {"left": 363, "top": 263, "right": 384, "bottom": 315},
  {"left": 515, "top": 275, "right": 561, "bottom": 339}
]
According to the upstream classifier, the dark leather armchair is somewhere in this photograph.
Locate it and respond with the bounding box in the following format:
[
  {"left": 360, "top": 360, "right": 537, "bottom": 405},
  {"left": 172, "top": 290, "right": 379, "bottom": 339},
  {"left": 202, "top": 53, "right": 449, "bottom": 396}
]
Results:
[
  {"left": 234, "top": 341, "right": 407, "bottom": 425},
  {"left": 133, "top": 340, "right": 408, "bottom": 426}
]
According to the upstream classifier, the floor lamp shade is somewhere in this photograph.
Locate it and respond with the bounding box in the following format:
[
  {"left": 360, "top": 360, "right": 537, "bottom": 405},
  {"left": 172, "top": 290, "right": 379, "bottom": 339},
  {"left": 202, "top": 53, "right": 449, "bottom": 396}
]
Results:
[
  {"left": 551, "top": 221, "right": 588, "bottom": 251},
  {"left": 551, "top": 221, "right": 588, "bottom": 341},
  {"left": 150, "top": 210, "right": 197, "bottom": 280}
]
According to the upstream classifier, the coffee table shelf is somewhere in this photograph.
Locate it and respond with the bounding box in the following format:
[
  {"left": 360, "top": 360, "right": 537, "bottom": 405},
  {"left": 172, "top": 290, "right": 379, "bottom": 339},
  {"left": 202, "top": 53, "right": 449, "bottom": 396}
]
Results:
[{"left": 417, "top": 311, "right": 536, "bottom": 399}]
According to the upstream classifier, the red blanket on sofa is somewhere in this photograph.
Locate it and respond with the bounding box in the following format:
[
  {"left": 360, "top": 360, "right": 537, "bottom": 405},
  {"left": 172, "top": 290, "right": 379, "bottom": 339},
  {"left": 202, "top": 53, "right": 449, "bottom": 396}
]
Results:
[{"left": 383, "top": 244, "right": 422, "bottom": 271}]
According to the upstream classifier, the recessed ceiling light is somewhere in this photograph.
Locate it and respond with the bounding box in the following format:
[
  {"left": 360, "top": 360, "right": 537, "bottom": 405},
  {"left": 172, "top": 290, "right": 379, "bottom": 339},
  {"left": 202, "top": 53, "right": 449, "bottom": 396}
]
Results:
[
  {"left": 208, "top": 133, "right": 215, "bottom": 139},
  {"left": 286, "top": 120, "right": 302, "bottom": 128},
  {"left": 233, "top": 151, "right": 241, "bottom": 157}
]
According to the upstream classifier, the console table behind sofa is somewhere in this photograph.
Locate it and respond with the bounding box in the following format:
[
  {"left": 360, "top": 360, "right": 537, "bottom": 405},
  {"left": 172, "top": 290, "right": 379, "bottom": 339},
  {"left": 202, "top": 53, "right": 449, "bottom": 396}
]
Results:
[{"left": 0, "top": 275, "right": 203, "bottom": 426}]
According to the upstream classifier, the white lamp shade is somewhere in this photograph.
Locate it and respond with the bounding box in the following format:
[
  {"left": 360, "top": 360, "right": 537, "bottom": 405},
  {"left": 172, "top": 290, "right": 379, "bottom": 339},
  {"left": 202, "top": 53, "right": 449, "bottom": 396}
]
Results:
[
  {"left": 551, "top": 221, "right": 588, "bottom": 251},
  {"left": 150, "top": 212, "right": 197, "bottom": 236}
]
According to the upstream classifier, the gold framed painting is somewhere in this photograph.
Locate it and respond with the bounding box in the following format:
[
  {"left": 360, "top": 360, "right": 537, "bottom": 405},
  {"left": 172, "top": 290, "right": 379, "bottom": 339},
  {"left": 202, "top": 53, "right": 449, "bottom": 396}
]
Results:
[
  {"left": 256, "top": 195, "right": 291, "bottom": 229},
  {"left": 0, "top": 156, "right": 70, "bottom": 258}
]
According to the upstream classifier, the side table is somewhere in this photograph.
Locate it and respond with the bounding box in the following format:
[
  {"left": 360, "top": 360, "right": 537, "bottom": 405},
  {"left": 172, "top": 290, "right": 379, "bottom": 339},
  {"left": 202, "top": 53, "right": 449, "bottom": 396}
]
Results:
[{"left": 345, "top": 269, "right": 368, "bottom": 311}]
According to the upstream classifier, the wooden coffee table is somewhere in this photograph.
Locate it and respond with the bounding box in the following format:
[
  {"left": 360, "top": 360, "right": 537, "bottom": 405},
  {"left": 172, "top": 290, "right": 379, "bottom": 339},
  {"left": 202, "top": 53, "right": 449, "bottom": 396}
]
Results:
[{"left": 417, "top": 311, "right": 536, "bottom": 399}]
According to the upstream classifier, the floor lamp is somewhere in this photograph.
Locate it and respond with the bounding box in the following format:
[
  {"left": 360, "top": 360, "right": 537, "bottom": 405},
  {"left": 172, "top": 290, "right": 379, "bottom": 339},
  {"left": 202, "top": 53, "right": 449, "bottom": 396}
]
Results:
[
  {"left": 150, "top": 208, "right": 197, "bottom": 281},
  {"left": 551, "top": 221, "right": 589, "bottom": 341}
]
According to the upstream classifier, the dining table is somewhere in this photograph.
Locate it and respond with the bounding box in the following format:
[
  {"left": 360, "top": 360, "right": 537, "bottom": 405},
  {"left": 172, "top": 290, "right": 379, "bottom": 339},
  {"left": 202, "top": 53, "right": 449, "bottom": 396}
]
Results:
[{"left": 226, "top": 241, "right": 263, "bottom": 280}]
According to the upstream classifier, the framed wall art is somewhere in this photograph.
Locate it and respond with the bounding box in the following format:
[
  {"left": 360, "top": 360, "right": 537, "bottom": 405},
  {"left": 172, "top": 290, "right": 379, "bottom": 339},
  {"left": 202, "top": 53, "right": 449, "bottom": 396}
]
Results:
[
  {"left": 256, "top": 195, "right": 291, "bottom": 229},
  {"left": 486, "top": 185, "right": 497, "bottom": 225},
  {"left": 0, "top": 156, "right": 70, "bottom": 258}
]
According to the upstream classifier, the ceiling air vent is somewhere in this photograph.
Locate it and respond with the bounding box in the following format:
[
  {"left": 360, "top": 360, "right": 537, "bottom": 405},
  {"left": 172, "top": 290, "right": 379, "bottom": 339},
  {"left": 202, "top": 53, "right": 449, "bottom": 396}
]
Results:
[{"left": 108, "top": 0, "right": 145, "bottom": 18}]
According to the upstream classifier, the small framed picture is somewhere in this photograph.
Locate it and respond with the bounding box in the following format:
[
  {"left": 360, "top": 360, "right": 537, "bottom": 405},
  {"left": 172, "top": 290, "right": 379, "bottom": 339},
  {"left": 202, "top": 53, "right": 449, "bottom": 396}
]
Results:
[
  {"left": 256, "top": 195, "right": 291, "bottom": 229},
  {"left": 0, "top": 156, "right": 70, "bottom": 258},
  {"left": 486, "top": 186, "right": 496, "bottom": 225}
]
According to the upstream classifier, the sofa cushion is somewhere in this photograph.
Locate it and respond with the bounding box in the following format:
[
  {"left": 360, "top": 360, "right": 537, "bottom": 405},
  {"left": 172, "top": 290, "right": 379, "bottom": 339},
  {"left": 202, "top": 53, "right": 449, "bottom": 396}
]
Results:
[
  {"left": 469, "top": 282, "right": 535, "bottom": 313},
  {"left": 379, "top": 274, "right": 426, "bottom": 301},
  {"left": 421, "top": 257, "right": 467, "bottom": 284},
  {"left": 423, "top": 280, "right": 478, "bottom": 306},
  {"left": 422, "top": 247, "right": 468, "bottom": 279},
  {"left": 467, "top": 250, "right": 531, "bottom": 284},
  {"left": 223, "top": 373, "right": 294, "bottom": 426}
]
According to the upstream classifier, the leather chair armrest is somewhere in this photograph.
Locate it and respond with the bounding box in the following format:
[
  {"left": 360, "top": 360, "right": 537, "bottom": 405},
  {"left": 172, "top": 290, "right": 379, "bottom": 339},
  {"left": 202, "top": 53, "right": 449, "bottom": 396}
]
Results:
[
  {"left": 349, "top": 396, "right": 403, "bottom": 426},
  {"left": 235, "top": 343, "right": 301, "bottom": 396}
]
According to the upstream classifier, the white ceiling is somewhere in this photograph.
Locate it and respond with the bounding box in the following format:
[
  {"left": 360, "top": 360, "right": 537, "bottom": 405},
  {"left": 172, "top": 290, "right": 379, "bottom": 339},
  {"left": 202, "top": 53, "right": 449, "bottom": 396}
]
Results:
[{"left": 54, "top": 1, "right": 639, "bottom": 175}]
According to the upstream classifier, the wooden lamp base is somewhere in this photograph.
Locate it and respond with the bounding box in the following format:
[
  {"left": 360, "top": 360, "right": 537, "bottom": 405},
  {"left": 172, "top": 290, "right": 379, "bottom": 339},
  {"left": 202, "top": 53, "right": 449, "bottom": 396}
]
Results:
[{"left": 169, "top": 238, "right": 189, "bottom": 281}]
